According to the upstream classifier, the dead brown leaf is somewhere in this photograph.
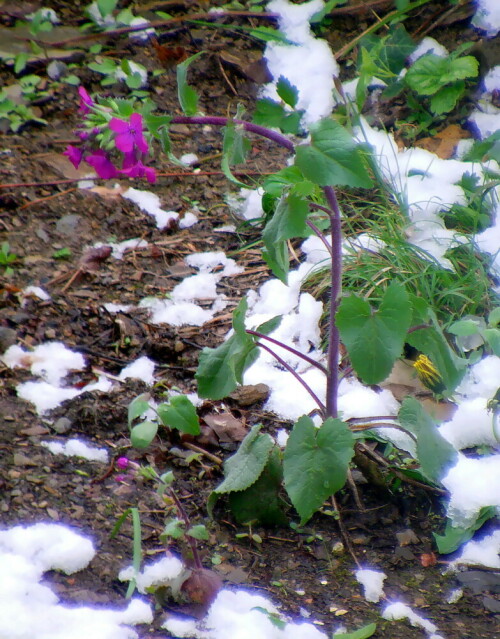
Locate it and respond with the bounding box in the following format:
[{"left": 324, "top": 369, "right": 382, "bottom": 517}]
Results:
[
  {"left": 202, "top": 412, "right": 247, "bottom": 443},
  {"left": 415, "top": 124, "right": 471, "bottom": 160}
]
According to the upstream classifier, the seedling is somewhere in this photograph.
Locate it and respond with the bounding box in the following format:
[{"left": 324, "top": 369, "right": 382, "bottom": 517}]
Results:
[{"left": 0, "top": 242, "right": 18, "bottom": 276}]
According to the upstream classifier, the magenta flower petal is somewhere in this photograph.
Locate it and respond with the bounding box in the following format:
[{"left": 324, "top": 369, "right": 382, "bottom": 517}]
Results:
[
  {"left": 116, "top": 457, "right": 130, "bottom": 470},
  {"left": 78, "top": 87, "right": 93, "bottom": 114},
  {"left": 109, "top": 114, "right": 148, "bottom": 154},
  {"left": 130, "top": 113, "right": 148, "bottom": 154},
  {"left": 109, "top": 117, "right": 130, "bottom": 134},
  {"left": 84, "top": 150, "right": 118, "bottom": 179},
  {"left": 119, "top": 160, "right": 156, "bottom": 183},
  {"left": 63, "top": 145, "right": 83, "bottom": 169}
]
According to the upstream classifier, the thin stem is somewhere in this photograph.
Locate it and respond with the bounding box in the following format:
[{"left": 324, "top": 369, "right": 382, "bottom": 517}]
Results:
[
  {"left": 305, "top": 219, "right": 333, "bottom": 257},
  {"left": 407, "top": 323, "right": 430, "bottom": 334},
  {"left": 323, "top": 185, "right": 343, "bottom": 418},
  {"left": 256, "top": 342, "right": 326, "bottom": 415},
  {"left": 171, "top": 116, "right": 294, "bottom": 152},
  {"left": 309, "top": 202, "right": 334, "bottom": 216},
  {"left": 246, "top": 330, "right": 328, "bottom": 375},
  {"left": 348, "top": 421, "right": 418, "bottom": 444},
  {"left": 168, "top": 487, "right": 203, "bottom": 570}
]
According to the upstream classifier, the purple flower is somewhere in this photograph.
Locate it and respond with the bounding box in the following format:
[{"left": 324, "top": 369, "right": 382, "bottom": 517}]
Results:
[
  {"left": 116, "top": 456, "right": 130, "bottom": 470},
  {"left": 109, "top": 113, "right": 148, "bottom": 154},
  {"left": 63, "top": 145, "right": 83, "bottom": 169},
  {"left": 84, "top": 150, "right": 118, "bottom": 179},
  {"left": 114, "top": 474, "right": 129, "bottom": 483},
  {"left": 119, "top": 159, "right": 156, "bottom": 183},
  {"left": 78, "top": 86, "right": 94, "bottom": 115}
]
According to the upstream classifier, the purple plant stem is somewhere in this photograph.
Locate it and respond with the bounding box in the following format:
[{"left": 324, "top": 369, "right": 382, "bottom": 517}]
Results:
[
  {"left": 168, "top": 487, "right": 203, "bottom": 570},
  {"left": 305, "top": 219, "right": 333, "bottom": 257},
  {"left": 171, "top": 116, "right": 295, "bottom": 152},
  {"left": 171, "top": 115, "right": 344, "bottom": 420},
  {"left": 246, "top": 330, "right": 328, "bottom": 375},
  {"left": 255, "top": 342, "right": 326, "bottom": 415},
  {"left": 323, "top": 185, "right": 343, "bottom": 419}
]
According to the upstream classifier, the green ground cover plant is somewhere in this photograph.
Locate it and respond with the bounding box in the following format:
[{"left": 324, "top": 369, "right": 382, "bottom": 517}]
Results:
[
  {"left": 55, "top": 5, "right": 500, "bottom": 552},
  {"left": 63, "top": 51, "right": 492, "bottom": 543}
]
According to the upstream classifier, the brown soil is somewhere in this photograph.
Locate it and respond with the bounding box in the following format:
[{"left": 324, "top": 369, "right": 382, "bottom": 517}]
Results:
[{"left": 1, "top": 2, "right": 499, "bottom": 637}]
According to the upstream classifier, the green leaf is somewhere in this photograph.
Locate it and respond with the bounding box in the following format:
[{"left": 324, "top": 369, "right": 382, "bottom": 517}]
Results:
[
  {"left": 176, "top": 51, "right": 205, "bottom": 116},
  {"left": 484, "top": 328, "right": 500, "bottom": 356},
  {"left": 406, "top": 54, "right": 478, "bottom": 96},
  {"left": 253, "top": 607, "right": 286, "bottom": 630},
  {"left": 405, "top": 54, "right": 448, "bottom": 95},
  {"left": 334, "top": 623, "right": 377, "bottom": 639},
  {"left": 488, "top": 308, "right": 500, "bottom": 327},
  {"left": 128, "top": 394, "right": 150, "bottom": 426},
  {"left": 448, "top": 319, "right": 481, "bottom": 337},
  {"left": 446, "top": 55, "right": 479, "bottom": 82},
  {"left": 276, "top": 76, "right": 298, "bottom": 108},
  {"left": 398, "top": 397, "right": 457, "bottom": 484},
  {"left": 98, "top": 0, "right": 118, "bottom": 17},
  {"left": 187, "top": 524, "right": 209, "bottom": 540},
  {"left": 295, "top": 118, "right": 372, "bottom": 188},
  {"left": 130, "top": 420, "right": 158, "bottom": 449},
  {"left": 310, "top": 0, "right": 346, "bottom": 24},
  {"left": 222, "top": 105, "right": 251, "bottom": 187},
  {"left": 359, "top": 24, "right": 414, "bottom": 75},
  {"left": 248, "top": 26, "right": 290, "bottom": 43},
  {"left": 263, "top": 165, "right": 314, "bottom": 198},
  {"left": 430, "top": 81, "right": 464, "bottom": 114},
  {"left": 162, "top": 518, "right": 185, "bottom": 540},
  {"left": 463, "top": 130, "right": 500, "bottom": 163},
  {"left": 157, "top": 395, "right": 200, "bottom": 435},
  {"left": 283, "top": 416, "right": 354, "bottom": 525},
  {"left": 336, "top": 282, "right": 411, "bottom": 384},
  {"left": 434, "top": 507, "right": 496, "bottom": 554},
  {"left": 256, "top": 314, "right": 283, "bottom": 336},
  {"left": 229, "top": 448, "right": 287, "bottom": 526},
  {"left": 262, "top": 193, "right": 309, "bottom": 283},
  {"left": 214, "top": 424, "right": 275, "bottom": 494},
  {"left": 196, "top": 297, "right": 258, "bottom": 399},
  {"left": 262, "top": 241, "right": 289, "bottom": 285},
  {"left": 252, "top": 98, "right": 302, "bottom": 135},
  {"left": 14, "top": 52, "right": 29, "bottom": 74}
]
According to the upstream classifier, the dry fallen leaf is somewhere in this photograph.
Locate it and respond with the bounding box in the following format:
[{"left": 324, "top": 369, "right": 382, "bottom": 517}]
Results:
[
  {"left": 79, "top": 245, "right": 112, "bottom": 271},
  {"left": 420, "top": 552, "right": 438, "bottom": 567},
  {"left": 202, "top": 412, "right": 247, "bottom": 443},
  {"left": 415, "top": 124, "right": 471, "bottom": 160},
  {"left": 180, "top": 567, "right": 222, "bottom": 606},
  {"left": 89, "top": 184, "right": 126, "bottom": 200}
]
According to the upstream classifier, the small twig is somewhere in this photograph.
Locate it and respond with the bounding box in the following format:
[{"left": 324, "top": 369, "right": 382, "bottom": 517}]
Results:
[
  {"left": 90, "top": 456, "right": 116, "bottom": 484},
  {"left": 357, "top": 442, "right": 447, "bottom": 495},
  {"left": 183, "top": 442, "right": 223, "bottom": 465},
  {"left": 346, "top": 468, "right": 365, "bottom": 511},
  {"left": 348, "top": 421, "right": 418, "bottom": 444},
  {"left": 18, "top": 188, "right": 76, "bottom": 210},
  {"left": 331, "top": 494, "right": 361, "bottom": 569},
  {"left": 217, "top": 54, "right": 238, "bottom": 96}
]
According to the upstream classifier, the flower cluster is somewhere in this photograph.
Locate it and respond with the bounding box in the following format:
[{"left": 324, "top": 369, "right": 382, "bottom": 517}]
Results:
[{"left": 64, "top": 87, "right": 156, "bottom": 183}]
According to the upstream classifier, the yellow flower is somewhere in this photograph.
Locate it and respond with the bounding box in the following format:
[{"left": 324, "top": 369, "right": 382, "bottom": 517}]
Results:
[{"left": 413, "top": 354, "right": 445, "bottom": 393}]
